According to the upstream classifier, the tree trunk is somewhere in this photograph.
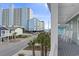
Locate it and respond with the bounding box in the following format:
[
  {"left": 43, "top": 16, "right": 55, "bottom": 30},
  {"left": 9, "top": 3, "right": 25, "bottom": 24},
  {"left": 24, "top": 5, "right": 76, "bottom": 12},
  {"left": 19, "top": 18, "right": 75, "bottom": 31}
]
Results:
[
  {"left": 41, "top": 44, "right": 44, "bottom": 56},
  {"left": 12, "top": 36, "right": 13, "bottom": 40},
  {"left": 14, "top": 35, "right": 16, "bottom": 40},
  {"left": 32, "top": 44, "right": 35, "bottom": 56},
  {"left": 45, "top": 46, "right": 48, "bottom": 56}
]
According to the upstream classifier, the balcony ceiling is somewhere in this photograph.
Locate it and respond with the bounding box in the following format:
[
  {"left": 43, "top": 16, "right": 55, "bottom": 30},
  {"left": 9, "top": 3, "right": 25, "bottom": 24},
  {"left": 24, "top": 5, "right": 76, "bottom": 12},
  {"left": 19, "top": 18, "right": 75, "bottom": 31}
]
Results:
[{"left": 58, "top": 3, "right": 79, "bottom": 24}]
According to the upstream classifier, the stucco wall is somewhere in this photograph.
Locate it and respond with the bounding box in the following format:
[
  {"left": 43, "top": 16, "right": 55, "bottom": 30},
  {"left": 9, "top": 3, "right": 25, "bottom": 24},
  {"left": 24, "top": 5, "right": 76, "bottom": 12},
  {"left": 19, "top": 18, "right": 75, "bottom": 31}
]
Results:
[
  {"left": 15, "top": 28, "right": 23, "bottom": 35},
  {"left": 48, "top": 3, "right": 58, "bottom": 56}
]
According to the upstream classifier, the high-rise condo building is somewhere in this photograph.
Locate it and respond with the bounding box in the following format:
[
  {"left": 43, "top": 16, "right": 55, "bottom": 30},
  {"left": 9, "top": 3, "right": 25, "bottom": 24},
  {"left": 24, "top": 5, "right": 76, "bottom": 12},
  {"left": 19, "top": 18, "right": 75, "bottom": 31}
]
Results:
[
  {"left": 29, "top": 18, "right": 37, "bottom": 31},
  {"left": 2, "top": 9, "right": 9, "bottom": 28},
  {"left": 21, "top": 8, "right": 30, "bottom": 30},
  {"left": 39, "top": 21, "right": 44, "bottom": 31},
  {"left": 28, "top": 8, "right": 33, "bottom": 19},
  {"left": 12, "top": 8, "right": 32, "bottom": 30},
  {"left": 37, "top": 20, "right": 44, "bottom": 31},
  {"left": 0, "top": 8, "right": 2, "bottom": 26},
  {"left": 1, "top": 4, "right": 34, "bottom": 31},
  {"left": 29, "top": 18, "right": 44, "bottom": 31},
  {"left": 13, "top": 8, "right": 22, "bottom": 27},
  {"left": 9, "top": 4, "right": 14, "bottom": 27}
]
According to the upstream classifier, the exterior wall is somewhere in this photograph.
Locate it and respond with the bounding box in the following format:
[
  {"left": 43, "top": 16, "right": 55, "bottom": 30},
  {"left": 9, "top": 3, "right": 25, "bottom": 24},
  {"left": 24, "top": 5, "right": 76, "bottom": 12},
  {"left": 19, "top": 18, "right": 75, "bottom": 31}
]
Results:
[
  {"left": 1, "top": 30, "right": 9, "bottom": 37},
  {"left": 37, "top": 20, "right": 44, "bottom": 31},
  {"left": 27, "top": 8, "right": 33, "bottom": 30},
  {"left": 14, "top": 8, "right": 22, "bottom": 27},
  {"left": 2, "top": 9, "right": 9, "bottom": 27},
  {"left": 0, "top": 30, "right": 1, "bottom": 37},
  {"left": 72, "top": 18, "right": 77, "bottom": 43},
  {"left": 29, "top": 20, "right": 34, "bottom": 31},
  {"left": 9, "top": 4, "right": 14, "bottom": 27},
  {"left": 15, "top": 28, "right": 23, "bottom": 35},
  {"left": 28, "top": 18, "right": 44, "bottom": 31},
  {"left": 77, "top": 17, "right": 79, "bottom": 40},
  {"left": 0, "top": 8, "right": 2, "bottom": 26},
  {"left": 29, "top": 9, "right": 33, "bottom": 19},
  {"left": 33, "top": 18, "right": 37, "bottom": 31},
  {"left": 21, "top": 8, "right": 29, "bottom": 30},
  {"left": 48, "top": 3, "right": 58, "bottom": 56},
  {"left": 39, "top": 21, "right": 44, "bottom": 31},
  {"left": 42, "top": 21, "right": 44, "bottom": 30},
  {"left": 5, "top": 30, "right": 10, "bottom": 36},
  {"left": 28, "top": 18, "right": 37, "bottom": 31},
  {"left": 66, "top": 15, "right": 79, "bottom": 44},
  {"left": 37, "top": 20, "right": 40, "bottom": 31}
]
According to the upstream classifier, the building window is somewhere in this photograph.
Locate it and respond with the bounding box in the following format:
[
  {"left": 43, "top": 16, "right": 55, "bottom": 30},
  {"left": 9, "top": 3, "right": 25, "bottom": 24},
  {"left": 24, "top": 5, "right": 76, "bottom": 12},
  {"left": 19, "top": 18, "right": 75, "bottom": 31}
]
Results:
[{"left": 1, "top": 30, "right": 5, "bottom": 36}]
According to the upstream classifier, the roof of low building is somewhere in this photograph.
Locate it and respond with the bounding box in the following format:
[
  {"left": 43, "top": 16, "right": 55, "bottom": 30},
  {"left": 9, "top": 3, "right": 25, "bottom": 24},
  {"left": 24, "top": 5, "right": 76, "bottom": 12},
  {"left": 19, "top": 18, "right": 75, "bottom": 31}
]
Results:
[
  {"left": 0, "top": 26, "right": 8, "bottom": 30},
  {"left": 9, "top": 27, "right": 23, "bottom": 31}
]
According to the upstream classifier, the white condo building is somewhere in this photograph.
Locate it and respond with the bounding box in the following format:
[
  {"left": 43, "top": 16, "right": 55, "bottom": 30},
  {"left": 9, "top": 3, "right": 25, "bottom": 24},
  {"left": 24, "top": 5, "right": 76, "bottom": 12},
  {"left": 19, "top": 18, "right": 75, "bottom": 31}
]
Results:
[{"left": 29, "top": 18, "right": 44, "bottom": 31}]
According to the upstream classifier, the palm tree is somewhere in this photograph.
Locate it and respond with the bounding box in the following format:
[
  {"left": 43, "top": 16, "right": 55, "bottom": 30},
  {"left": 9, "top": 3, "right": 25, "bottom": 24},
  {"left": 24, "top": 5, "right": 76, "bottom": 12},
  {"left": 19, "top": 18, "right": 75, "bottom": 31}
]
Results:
[
  {"left": 36, "top": 32, "right": 50, "bottom": 56},
  {"left": 37, "top": 32, "right": 46, "bottom": 56},
  {"left": 32, "top": 40, "right": 36, "bottom": 56},
  {"left": 44, "top": 33, "right": 50, "bottom": 56},
  {"left": 27, "top": 32, "right": 50, "bottom": 56},
  {"left": 28, "top": 39, "right": 36, "bottom": 56}
]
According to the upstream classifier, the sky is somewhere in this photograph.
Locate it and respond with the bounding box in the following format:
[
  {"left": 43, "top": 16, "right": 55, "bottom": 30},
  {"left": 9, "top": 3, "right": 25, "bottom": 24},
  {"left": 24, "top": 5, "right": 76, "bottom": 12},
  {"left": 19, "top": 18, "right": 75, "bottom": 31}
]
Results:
[{"left": 0, "top": 3, "right": 51, "bottom": 29}]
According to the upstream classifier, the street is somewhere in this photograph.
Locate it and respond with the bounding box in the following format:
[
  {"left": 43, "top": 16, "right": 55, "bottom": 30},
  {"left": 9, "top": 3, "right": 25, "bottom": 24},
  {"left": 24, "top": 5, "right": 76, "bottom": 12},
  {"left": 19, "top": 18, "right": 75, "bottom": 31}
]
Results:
[{"left": 0, "top": 34, "right": 37, "bottom": 56}]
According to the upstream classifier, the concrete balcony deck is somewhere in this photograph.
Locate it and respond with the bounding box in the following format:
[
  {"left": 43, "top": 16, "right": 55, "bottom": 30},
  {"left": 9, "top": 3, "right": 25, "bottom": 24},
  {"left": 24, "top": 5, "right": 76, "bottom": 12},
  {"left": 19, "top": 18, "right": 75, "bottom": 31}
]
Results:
[{"left": 58, "top": 38, "right": 79, "bottom": 56}]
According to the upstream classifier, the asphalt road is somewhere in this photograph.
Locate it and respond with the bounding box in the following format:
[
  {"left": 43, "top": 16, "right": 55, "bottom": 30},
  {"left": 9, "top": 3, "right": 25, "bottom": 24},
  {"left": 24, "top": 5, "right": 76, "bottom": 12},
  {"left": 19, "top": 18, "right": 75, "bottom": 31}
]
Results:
[{"left": 0, "top": 35, "right": 37, "bottom": 56}]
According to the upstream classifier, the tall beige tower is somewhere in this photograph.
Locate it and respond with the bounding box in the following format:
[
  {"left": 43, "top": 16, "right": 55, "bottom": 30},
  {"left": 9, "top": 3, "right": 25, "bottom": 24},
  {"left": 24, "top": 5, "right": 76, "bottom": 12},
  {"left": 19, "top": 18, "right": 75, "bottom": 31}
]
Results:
[
  {"left": 9, "top": 4, "right": 14, "bottom": 27},
  {"left": 21, "top": 8, "right": 30, "bottom": 30},
  {"left": 2, "top": 9, "right": 9, "bottom": 28},
  {"left": 13, "top": 8, "right": 22, "bottom": 27},
  {"left": 0, "top": 7, "right": 2, "bottom": 26},
  {"left": 29, "top": 8, "right": 33, "bottom": 19}
]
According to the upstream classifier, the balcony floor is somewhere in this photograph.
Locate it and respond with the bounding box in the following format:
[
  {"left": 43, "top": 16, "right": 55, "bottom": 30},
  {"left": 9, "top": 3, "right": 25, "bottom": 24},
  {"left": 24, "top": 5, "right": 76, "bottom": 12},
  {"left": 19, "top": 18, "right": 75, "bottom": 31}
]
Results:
[{"left": 58, "top": 38, "right": 79, "bottom": 56}]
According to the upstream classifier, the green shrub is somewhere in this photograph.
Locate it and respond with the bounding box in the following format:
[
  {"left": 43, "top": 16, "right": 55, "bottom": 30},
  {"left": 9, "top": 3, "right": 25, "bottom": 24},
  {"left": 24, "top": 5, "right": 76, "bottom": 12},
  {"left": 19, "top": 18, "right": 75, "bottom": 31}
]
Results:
[
  {"left": 16, "top": 35, "right": 28, "bottom": 38},
  {"left": 18, "top": 53, "right": 25, "bottom": 56}
]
